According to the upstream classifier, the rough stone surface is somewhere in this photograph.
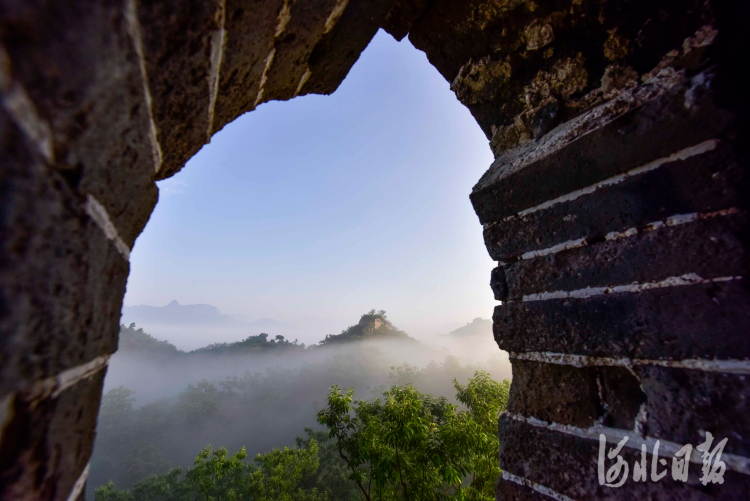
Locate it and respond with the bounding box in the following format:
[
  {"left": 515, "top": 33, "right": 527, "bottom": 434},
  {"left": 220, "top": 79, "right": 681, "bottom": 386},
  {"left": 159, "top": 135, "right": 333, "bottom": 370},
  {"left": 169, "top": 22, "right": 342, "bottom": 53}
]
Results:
[
  {"left": 494, "top": 279, "right": 750, "bottom": 361},
  {"left": 508, "top": 359, "right": 601, "bottom": 427},
  {"left": 498, "top": 415, "right": 750, "bottom": 499},
  {"left": 212, "top": 0, "right": 397, "bottom": 137},
  {"left": 0, "top": 110, "right": 125, "bottom": 399},
  {"left": 409, "top": 0, "right": 712, "bottom": 138},
  {"left": 211, "top": 0, "right": 284, "bottom": 132},
  {"left": 258, "top": 0, "right": 341, "bottom": 103},
  {"left": 507, "top": 360, "right": 645, "bottom": 429},
  {"left": 137, "top": 0, "right": 224, "bottom": 179},
  {"left": 636, "top": 366, "right": 750, "bottom": 456},
  {"left": 493, "top": 211, "right": 748, "bottom": 301},
  {"left": 168, "top": 0, "right": 397, "bottom": 178},
  {"left": 0, "top": 371, "right": 105, "bottom": 500},
  {"left": 299, "top": 0, "right": 397, "bottom": 97},
  {"left": 483, "top": 140, "right": 746, "bottom": 262},
  {"left": 471, "top": 71, "right": 735, "bottom": 224},
  {"left": 0, "top": 0, "right": 159, "bottom": 246},
  {"left": 381, "top": 0, "right": 430, "bottom": 42},
  {"left": 494, "top": 477, "right": 549, "bottom": 500}
]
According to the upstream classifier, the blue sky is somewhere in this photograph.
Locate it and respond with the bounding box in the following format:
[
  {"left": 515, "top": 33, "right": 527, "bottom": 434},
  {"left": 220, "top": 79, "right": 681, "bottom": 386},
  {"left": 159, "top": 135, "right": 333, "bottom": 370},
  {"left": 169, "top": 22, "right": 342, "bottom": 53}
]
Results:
[{"left": 124, "top": 30, "right": 497, "bottom": 344}]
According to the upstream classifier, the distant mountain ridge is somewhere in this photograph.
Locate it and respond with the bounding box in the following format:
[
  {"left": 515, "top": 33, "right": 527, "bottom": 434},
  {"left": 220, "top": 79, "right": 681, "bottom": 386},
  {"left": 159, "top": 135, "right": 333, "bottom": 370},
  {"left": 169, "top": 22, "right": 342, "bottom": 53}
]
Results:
[
  {"left": 122, "top": 300, "right": 245, "bottom": 326},
  {"left": 121, "top": 301, "right": 300, "bottom": 334},
  {"left": 447, "top": 318, "right": 492, "bottom": 338}
]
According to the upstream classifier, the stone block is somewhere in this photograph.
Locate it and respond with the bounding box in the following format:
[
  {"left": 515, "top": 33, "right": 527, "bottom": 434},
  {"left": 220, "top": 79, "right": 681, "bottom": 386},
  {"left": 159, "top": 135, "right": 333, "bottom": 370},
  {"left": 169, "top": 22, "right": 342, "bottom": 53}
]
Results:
[
  {"left": 471, "top": 76, "right": 734, "bottom": 224},
  {"left": 409, "top": 0, "right": 713, "bottom": 137},
  {"left": 483, "top": 141, "right": 747, "bottom": 262},
  {"left": 507, "top": 360, "right": 645, "bottom": 429},
  {"left": 493, "top": 279, "right": 750, "bottom": 360},
  {"left": 507, "top": 360, "right": 602, "bottom": 428},
  {"left": 498, "top": 415, "right": 750, "bottom": 499},
  {"left": 258, "top": 0, "right": 342, "bottom": 103},
  {"left": 494, "top": 211, "right": 748, "bottom": 301},
  {"left": 0, "top": 110, "right": 126, "bottom": 398},
  {"left": 137, "top": 0, "right": 224, "bottom": 179},
  {"left": 381, "top": 0, "right": 430, "bottom": 42},
  {"left": 299, "top": 0, "right": 397, "bottom": 97},
  {"left": 635, "top": 366, "right": 750, "bottom": 457},
  {"left": 0, "top": 0, "right": 159, "bottom": 245},
  {"left": 0, "top": 370, "right": 105, "bottom": 500},
  {"left": 495, "top": 477, "right": 550, "bottom": 501},
  {"left": 212, "top": 0, "right": 284, "bottom": 131}
]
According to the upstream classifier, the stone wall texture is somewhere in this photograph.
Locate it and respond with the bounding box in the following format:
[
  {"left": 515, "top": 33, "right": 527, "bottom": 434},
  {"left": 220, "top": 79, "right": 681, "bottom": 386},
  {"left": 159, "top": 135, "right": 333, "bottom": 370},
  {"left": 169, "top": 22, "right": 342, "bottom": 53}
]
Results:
[{"left": 1, "top": 0, "right": 748, "bottom": 499}]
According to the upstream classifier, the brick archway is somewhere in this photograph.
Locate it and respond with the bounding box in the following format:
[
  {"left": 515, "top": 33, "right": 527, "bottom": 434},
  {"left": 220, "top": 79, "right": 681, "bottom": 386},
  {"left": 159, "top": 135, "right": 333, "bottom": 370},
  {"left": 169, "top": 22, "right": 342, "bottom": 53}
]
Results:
[{"left": 1, "top": 0, "right": 748, "bottom": 499}]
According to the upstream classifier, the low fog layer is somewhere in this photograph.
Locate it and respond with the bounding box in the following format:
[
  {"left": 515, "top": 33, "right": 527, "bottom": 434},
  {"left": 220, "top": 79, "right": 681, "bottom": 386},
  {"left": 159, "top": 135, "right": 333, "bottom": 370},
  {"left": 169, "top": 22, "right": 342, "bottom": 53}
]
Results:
[{"left": 90, "top": 312, "right": 510, "bottom": 497}]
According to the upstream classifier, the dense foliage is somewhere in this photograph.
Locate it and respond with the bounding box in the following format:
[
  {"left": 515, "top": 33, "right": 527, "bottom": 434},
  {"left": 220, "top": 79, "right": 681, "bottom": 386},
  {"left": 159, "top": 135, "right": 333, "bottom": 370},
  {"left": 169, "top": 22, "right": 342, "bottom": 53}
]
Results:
[
  {"left": 94, "top": 372, "right": 509, "bottom": 501},
  {"left": 118, "top": 323, "right": 182, "bottom": 355},
  {"left": 91, "top": 313, "right": 510, "bottom": 498},
  {"left": 95, "top": 440, "right": 326, "bottom": 501},
  {"left": 118, "top": 324, "right": 305, "bottom": 356},
  {"left": 92, "top": 354, "right": 509, "bottom": 491},
  {"left": 318, "top": 372, "right": 509, "bottom": 500},
  {"left": 192, "top": 333, "right": 306, "bottom": 355}
]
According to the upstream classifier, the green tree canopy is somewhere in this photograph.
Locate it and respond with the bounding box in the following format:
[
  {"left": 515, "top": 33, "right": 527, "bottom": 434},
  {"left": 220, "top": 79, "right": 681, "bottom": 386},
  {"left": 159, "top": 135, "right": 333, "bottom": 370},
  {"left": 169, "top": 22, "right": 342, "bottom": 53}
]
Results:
[
  {"left": 94, "top": 440, "right": 327, "bottom": 501},
  {"left": 317, "top": 371, "right": 510, "bottom": 501}
]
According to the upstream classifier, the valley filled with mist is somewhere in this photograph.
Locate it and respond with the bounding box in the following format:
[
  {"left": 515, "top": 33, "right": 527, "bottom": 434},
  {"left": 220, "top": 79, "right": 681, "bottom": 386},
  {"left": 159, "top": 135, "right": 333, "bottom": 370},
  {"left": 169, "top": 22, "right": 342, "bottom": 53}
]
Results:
[{"left": 89, "top": 309, "right": 511, "bottom": 500}]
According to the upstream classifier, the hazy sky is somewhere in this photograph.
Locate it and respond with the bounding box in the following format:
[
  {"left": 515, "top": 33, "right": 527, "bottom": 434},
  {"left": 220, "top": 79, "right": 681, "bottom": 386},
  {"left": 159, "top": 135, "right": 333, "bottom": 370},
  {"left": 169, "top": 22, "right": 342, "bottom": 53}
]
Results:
[{"left": 123, "top": 29, "right": 498, "bottom": 342}]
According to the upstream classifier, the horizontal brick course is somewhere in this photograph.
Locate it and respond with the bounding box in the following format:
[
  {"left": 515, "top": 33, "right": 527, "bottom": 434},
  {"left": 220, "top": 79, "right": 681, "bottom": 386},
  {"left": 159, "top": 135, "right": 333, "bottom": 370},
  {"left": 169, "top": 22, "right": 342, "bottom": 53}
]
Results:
[
  {"left": 493, "top": 278, "right": 750, "bottom": 360},
  {"left": 483, "top": 141, "right": 747, "bottom": 262},
  {"left": 635, "top": 366, "right": 750, "bottom": 456},
  {"left": 505, "top": 358, "right": 750, "bottom": 457},
  {"left": 495, "top": 476, "right": 553, "bottom": 501},
  {"left": 498, "top": 415, "right": 750, "bottom": 499},
  {"left": 0, "top": 370, "right": 105, "bottom": 501},
  {"left": 471, "top": 77, "right": 735, "bottom": 224},
  {"left": 0, "top": 0, "right": 159, "bottom": 246},
  {"left": 492, "top": 211, "right": 748, "bottom": 301},
  {"left": 0, "top": 111, "right": 125, "bottom": 399},
  {"left": 507, "top": 360, "right": 646, "bottom": 429}
]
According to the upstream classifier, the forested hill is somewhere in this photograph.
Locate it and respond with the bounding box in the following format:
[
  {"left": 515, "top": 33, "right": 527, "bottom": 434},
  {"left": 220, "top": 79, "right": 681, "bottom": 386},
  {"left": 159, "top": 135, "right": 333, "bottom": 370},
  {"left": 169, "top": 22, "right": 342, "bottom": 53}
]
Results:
[
  {"left": 118, "top": 323, "right": 183, "bottom": 355},
  {"left": 190, "top": 332, "right": 306, "bottom": 354},
  {"left": 117, "top": 310, "right": 416, "bottom": 357},
  {"left": 117, "top": 323, "right": 304, "bottom": 356},
  {"left": 317, "top": 310, "right": 415, "bottom": 346},
  {"left": 447, "top": 317, "right": 493, "bottom": 338}
]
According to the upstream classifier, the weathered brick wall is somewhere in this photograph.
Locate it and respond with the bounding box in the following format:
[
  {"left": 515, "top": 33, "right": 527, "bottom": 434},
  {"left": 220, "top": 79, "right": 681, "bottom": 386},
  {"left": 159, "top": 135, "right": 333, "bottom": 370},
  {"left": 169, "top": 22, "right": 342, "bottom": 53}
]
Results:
[
  {"left": 0, "top": 1, "right": 396, "bottom": 498},
  {"left": 403, "top": 0, "right": 750, "bottom": 498},
  {"left": 1, "top": 0, "right": 747, "bottom": 499}
]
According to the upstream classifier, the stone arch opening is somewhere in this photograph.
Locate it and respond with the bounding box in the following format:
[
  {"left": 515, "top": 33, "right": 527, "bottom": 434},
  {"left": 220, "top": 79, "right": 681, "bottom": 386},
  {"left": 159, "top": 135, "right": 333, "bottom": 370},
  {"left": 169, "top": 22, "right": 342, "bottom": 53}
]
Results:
[
  {"left": 121, "top": 29, "right": 497, "bottom": 347},
  {"left": 1, "top": 0, "right": 748, "bottom": 499}
]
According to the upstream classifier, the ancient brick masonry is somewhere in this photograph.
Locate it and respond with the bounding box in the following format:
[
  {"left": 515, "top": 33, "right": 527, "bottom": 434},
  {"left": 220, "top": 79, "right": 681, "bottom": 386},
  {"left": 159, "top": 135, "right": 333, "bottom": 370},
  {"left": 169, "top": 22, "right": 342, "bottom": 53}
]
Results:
[
  {"left": 414, "top": 1, "right": 750, "bottom": 498},
  {"left": 0, "top": 0, "right": 748, "bottom": 499},
  {"left": 0, "top": 0, "right": 396, "bottom": 498}
]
